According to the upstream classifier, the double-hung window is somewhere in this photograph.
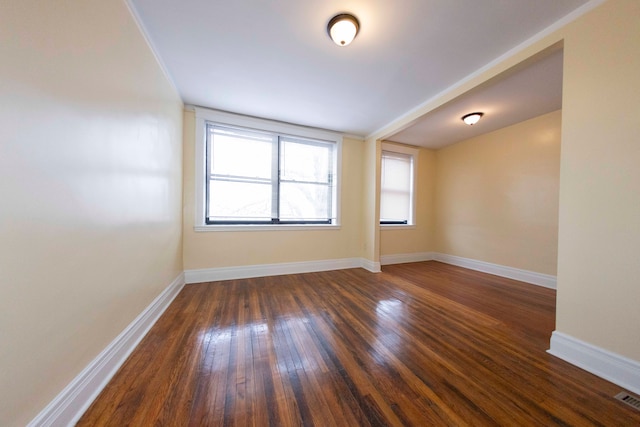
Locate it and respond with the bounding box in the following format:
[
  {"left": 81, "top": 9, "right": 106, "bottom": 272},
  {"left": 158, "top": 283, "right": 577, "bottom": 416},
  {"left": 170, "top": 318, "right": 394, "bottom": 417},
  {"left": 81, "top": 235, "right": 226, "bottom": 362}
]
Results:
[
  {"left": 198, "top": 110, "right": 339, "bottom": 227},
  {"left": 380, "top": 144, "right": 418, "bottom": 226}
]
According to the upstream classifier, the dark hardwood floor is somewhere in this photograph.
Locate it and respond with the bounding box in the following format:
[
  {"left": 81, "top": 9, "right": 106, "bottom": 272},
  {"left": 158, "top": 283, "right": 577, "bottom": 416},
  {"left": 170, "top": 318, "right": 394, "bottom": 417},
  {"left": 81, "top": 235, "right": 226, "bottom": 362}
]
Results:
[{"left": 78, "top": 261, "right": 640, "bottom": 426}]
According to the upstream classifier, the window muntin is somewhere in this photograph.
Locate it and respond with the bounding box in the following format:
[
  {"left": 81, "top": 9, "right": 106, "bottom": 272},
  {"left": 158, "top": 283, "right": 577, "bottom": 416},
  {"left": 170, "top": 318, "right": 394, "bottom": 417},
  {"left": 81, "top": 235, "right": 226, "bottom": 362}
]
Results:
[
  {"left": 380, "top": 150, "right": 414, "bottom": 225},
  {"left": 206, "top": 124, "right": 336, "bottom": 225}
]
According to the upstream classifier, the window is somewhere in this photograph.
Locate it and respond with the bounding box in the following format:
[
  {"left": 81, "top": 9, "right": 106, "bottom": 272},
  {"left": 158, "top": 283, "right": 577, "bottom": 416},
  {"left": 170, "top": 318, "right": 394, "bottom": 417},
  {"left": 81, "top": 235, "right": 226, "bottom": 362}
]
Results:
[
  {"left": 380, "top": 144, "right": 418, "bottom": 226},
  {"left": 194, "top": 108, "right": 341, "bottom": 229}
]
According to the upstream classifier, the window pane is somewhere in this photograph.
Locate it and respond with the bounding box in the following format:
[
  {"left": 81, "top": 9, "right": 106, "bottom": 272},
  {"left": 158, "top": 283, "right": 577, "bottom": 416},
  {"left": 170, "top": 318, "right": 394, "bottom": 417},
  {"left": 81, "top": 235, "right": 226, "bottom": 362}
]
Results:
[
  {"left": 210, "top": 128, "right": 273, "bottom": 179},
  {"left": 380, "top": 191, "right": 410, "bottom": 222},
  {"left": 204, "top": 121, "right": 337, "bottom": 225},
  {"left": 380, "top": 151, "right": 412, "bottom": 223},
  {"left": 280, "top": 182, "right": 330, "bottom": 221},
  {"left": 382, "top": 155, "right": 411, "bottom": 191},
  {"left": 208, "top": 180, "right": 271, "bottom": 221},
  {"left": 280, "top": 138, "right": 331, "bottom": 183}
]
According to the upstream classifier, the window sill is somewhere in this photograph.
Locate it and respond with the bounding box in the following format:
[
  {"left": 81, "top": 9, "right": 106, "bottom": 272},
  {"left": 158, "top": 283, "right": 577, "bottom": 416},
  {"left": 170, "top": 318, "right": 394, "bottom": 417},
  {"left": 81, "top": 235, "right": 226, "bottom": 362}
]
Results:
[
  {"left": 380, "top": 224, "right": 416, "bottom": 230},
  {"left": 194, "top": 224, "right": 342, "bottom": 232}
]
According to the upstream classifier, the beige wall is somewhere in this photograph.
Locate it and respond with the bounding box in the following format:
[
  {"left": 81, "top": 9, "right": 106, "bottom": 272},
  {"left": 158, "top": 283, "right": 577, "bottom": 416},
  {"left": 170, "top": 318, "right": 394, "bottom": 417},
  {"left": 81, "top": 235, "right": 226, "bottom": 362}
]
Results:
[
  {"left": 361, "top": 138, "right": 381, "bottom": 266},
  {"left": 0, "top": 2, "right": 184, "bottom": 426},
  {"left": 556, "top": 0, "right": 640, "bottom": 360},
  {"left": 4, "top": 0, "right": 638, "bottom": 424},
  {"left": 182, "top": 110, "right": 364, "bottom": 269},
  {"left": 380, "top": 145, "right": 436, "bottom": 256},
  {"left": 434, "top": 111, "right": 561, "bottom": 275}
]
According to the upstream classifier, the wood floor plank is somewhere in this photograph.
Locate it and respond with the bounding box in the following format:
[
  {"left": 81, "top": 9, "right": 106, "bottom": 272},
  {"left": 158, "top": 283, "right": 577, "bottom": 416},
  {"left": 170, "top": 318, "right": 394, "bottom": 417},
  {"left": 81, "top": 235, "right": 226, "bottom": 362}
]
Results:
[{"left": 77, "top": 262, "right": 640, "bottom": 426}]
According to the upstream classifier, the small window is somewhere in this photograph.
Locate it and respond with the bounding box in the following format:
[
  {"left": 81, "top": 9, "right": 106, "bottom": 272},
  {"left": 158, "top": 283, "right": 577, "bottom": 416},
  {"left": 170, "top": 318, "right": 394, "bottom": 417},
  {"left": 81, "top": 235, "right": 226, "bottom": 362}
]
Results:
[
  {"left": 380, "top": 145, "right": 417, "bottom": 226},
  {"left": 205, "top": 123, "right": 337, "bottom": 225}
]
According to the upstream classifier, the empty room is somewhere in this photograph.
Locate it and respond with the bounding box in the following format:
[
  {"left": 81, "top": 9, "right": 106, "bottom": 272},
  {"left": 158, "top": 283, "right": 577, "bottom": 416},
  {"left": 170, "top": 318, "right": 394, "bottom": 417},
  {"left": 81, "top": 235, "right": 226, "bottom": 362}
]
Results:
[{"left": 2, "top": 0, "right": 640, "bottom": 425}]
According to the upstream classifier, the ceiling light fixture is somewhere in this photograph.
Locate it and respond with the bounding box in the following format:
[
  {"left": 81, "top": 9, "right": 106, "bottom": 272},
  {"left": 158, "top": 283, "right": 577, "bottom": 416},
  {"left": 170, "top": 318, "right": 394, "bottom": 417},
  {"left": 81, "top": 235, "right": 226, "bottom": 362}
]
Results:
[
  {"left": 462, "top": 112, "right": 484, "bottom": 125},
  {"left": 327, "top": 14, "right": 360, "bottom": 46}
]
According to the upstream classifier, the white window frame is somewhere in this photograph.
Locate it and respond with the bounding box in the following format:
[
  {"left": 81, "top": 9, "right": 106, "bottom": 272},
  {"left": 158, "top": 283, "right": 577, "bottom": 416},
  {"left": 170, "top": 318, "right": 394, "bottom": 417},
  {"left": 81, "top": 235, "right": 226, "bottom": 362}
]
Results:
[
  {"left": 380, "top": 142, "right": 419, "bottom": 229},
  {"left": 193, "top": 107, "right": 342, "bottom": 231}
]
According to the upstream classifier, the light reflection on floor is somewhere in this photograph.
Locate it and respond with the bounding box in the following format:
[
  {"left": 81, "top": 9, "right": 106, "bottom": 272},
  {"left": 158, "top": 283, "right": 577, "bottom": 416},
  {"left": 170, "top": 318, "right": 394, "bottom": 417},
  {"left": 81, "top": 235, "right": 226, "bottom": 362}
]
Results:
[
  {"left": 371, "top": 298, "right": 407, "bottom": 366},
  {"left": 197, "top": 316, "right": 327, "bottom": 376}
]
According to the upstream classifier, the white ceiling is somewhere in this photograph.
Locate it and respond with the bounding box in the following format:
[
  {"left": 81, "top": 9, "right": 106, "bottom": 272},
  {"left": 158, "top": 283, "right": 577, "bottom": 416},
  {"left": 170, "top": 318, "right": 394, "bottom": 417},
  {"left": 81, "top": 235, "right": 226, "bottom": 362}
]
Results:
[
  {"left": 129, "top": 0, "right": 589, "bottom": 146},
  {"left": 387, "top": 48, "right": 563, "bottom": 148}
]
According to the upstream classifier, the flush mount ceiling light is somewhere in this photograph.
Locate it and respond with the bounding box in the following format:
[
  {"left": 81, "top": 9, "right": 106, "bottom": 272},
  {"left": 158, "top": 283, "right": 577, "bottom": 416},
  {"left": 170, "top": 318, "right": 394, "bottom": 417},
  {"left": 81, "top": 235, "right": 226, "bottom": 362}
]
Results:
[
  {"left": 327, "top": 13, "right": 360, "bottom": 46},
  {"left": 462, "top": 112, "right": 484, "bottom": 125}
]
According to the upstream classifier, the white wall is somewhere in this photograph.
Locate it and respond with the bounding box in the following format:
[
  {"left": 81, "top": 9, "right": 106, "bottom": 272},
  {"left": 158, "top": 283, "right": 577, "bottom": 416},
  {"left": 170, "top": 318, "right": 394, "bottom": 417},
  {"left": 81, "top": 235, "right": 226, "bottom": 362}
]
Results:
[{"left": 0, "top": 1, "right": 184, "bottom": 425}]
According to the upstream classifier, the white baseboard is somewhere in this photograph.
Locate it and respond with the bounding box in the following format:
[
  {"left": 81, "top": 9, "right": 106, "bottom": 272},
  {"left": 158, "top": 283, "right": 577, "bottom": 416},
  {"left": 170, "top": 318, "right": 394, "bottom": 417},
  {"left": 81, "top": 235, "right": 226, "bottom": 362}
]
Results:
[
  {"left": 185, "top": 253, "right": 554, "bottom": 287},
  {"left": 548, "top": 331, "right": 640, "bottom": 395},
  {"left": 433, "top": 253, "right": 557, "bottom": 289},
  {"left": 378, "top": 251, "right": 556, "bottom": 289},
  {"left": 28, "top": 273, "right": 186, "bottom": 427},
  {"left": 380, "top": 252, "right": 435, "bottom": 266},
  {"left": 360, "top": 258, "right": 381, "bottom": 273},
  {"left": 184, "top": 257, "right": 377, "bottom": 283}
]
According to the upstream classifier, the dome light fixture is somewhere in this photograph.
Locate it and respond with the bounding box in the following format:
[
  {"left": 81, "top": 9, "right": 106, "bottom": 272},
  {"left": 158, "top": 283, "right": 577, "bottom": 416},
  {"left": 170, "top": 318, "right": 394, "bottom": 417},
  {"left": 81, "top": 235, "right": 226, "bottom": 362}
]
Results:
[
  {"left": 327, "top": 13, "right": 360, "bottom": 46},
  {"left": 462, "top": 112, "right": 484, "bottom": 125}
]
